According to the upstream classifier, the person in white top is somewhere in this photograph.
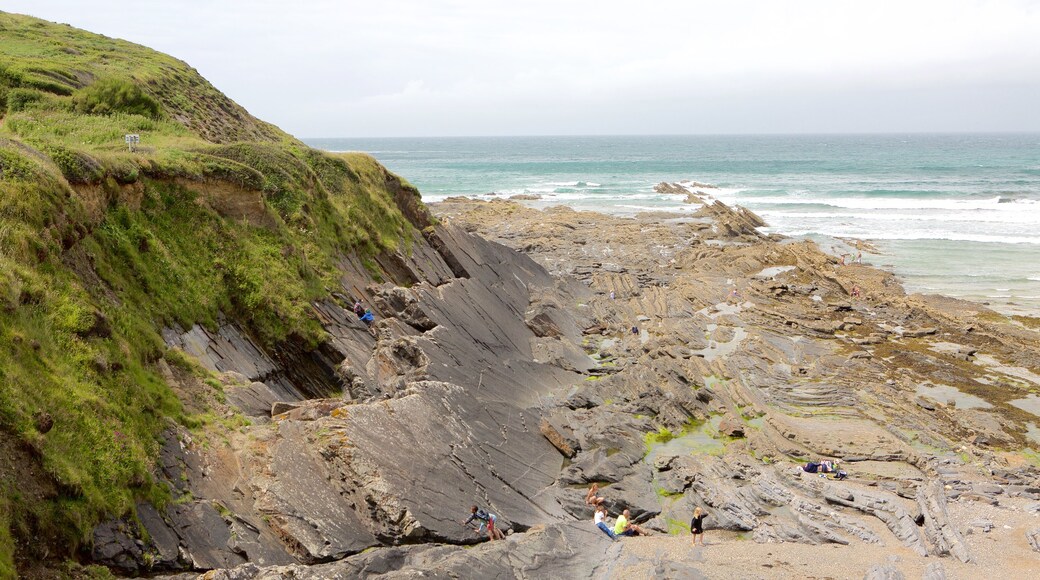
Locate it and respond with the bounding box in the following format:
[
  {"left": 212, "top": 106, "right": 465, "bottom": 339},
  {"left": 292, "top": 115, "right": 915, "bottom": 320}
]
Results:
[{"left": 594, "top": 504, "right": 616, "bottom": 540}]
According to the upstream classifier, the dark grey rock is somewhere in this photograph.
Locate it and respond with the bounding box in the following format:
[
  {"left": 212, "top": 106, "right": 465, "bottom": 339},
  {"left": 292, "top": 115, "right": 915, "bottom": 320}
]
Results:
[
  {"left": 91, "top": 519, "right": 144, "bottom": 573},
  {"left": 168, "top": 501, "right": 247, "bottom": 569},
  {"left": 224, "top": 382, "right": 279, "bottom": 417}
]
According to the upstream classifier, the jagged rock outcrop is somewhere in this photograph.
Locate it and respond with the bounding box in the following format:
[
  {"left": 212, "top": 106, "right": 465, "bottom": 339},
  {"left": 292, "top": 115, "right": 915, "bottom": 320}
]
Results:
[{"left": 917, "top": 480, "right": 973, "bottom": 562}]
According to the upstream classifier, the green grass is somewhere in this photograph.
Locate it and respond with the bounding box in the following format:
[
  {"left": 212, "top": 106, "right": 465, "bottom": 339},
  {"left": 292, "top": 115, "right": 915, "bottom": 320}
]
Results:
[
  {"left": 644, "top": 427, "right": 676, "bottom": 446},
  {"left": 0, "top": 497, "right": 12, "bottom": 579},
  {"left": 0, "top": 11, "right": 426, "bottom": 572},
  {"left": 656, "top": 487, "right": 683, "bottom": 499},
  {"left": 1022, "top": 449, "right": 1040, "bottom": 468},
  {"left": 0, "top": 12, "right": 286, "bottom": 144},
  {"left": 666, "top": 517, "right": 690, "bottom": 535}
]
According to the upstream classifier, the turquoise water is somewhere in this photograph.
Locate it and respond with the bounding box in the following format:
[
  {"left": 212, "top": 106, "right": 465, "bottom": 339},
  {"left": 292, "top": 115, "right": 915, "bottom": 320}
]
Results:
[{"left": 305, "top": 134, "right": 1040, "bottom": 314}]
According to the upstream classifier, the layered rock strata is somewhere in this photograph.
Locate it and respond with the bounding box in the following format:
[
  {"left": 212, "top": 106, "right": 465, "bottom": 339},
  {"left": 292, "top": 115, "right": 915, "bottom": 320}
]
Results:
[{"left": 101, "top": 197, "right": 1040, "bottom": 578}]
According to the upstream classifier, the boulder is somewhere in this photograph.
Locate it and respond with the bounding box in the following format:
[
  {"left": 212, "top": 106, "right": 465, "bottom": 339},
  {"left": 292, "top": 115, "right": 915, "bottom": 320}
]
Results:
[
  {"left": 864, "top": 562, "right": 905, "bottom": 580},
  {"left": 916, "top": 480, "right": 973, "bottom": 562},
  {"left": 1028, "top": 527, "right": 1040, "bottom": 553},
  {"left": 225, "top": 382, "right": 280, "bottom": 417},
  {"left": 718, "top": 416, "right": 745, "bottom": 438},
  {"left": 922, "top": 562, "right": 947, "bottom": 580},
  {"left": 539, "top": 416, "right": 579, "bottom": 458}
]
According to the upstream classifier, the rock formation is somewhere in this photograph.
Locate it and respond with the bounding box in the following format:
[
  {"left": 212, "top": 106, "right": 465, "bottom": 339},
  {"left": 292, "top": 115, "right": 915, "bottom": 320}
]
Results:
[{"left": 98, "top": 197, "right": 1040, "bottom": 579}]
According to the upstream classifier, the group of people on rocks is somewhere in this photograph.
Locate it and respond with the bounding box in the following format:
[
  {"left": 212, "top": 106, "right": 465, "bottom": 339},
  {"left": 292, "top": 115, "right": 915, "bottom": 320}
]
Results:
[
  {"left": 586, "top": 483, "right": 709, "bottom": 545},
  {"left": 459, "top": 485, "right": 711, "bottom": 546},
  {"left": 352, "top": 299, "right": 375, "bottom": 327}
]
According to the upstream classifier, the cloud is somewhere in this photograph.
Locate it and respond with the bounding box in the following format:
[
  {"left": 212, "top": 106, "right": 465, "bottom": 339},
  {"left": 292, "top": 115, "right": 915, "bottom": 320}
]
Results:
[{"left": 7, "top": 0, "right": 1040, "bottom": 135}]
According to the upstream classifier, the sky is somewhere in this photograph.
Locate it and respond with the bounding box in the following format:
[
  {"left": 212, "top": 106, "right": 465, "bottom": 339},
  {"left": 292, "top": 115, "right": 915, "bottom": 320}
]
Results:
[{"left": 4, "top": 0, "right": 1040, "bottom": 137}]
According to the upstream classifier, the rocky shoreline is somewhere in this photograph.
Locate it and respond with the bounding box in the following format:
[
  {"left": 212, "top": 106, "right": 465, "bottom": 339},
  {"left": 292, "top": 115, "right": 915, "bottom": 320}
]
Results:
[{"left": 109, "top": 193, "right": 1040, "bottom": 579}]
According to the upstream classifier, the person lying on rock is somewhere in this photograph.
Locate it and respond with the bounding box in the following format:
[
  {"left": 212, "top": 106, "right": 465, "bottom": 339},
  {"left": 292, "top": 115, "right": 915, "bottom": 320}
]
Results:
[
  {"left": 802, "top": 460, "right": 847, "bottom": 479},
  {"left": 594, "top": 505, "right": 616, "bottom": 540},
  {"left": 461, "top": 505, "right": 505, "bottom": 541},
  {"left": 613, "top": 509, "right": 650, "bottom": 537},
  {"left": 802, "top": 460, "right": 836, "bottom": 474},
  {"left": 585, "top": 482, "right": 606, "bottom": 507}
]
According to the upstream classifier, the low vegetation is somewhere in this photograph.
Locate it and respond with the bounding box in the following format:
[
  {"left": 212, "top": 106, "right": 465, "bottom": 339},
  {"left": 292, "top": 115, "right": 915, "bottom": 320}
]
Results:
[{"left": 0, "top": 11, "right": 424, "bottom": 573}]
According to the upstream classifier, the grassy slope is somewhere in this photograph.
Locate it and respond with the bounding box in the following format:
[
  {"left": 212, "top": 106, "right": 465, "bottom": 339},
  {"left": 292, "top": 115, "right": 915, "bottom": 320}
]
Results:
[{"left": 0, "top": 11, "right": 426, "bottom": 573}]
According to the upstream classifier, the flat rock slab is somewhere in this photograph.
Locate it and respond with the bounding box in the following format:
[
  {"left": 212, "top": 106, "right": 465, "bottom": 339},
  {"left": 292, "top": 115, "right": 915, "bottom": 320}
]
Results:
[
  {"left": 181, "top": 523, "right": 656, "bottom": 579},
  {"left": 329, "top": 381, "right": 568, "bottom": 542},
  {"left": 259, "top": 420, "right": 379, "bottom": 562},
  {"left": 769, "top": 415, "right": 911, "bottom": 460},
  {"left": 224, "top": 382, "right": 279, "bottom": 417}
]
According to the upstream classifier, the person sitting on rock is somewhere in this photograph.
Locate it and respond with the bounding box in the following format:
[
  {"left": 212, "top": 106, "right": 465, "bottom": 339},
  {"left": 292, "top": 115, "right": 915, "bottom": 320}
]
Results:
[
  {"left": 461, "top": 505, "right": 505, "bottom": 541},
  {"left": 594, "top": 504, "right": 616, "bottom": 540},
  {"left": 360, "top": 308, "right": 375, "bottom": 326},
  {"left": 353, "top": 300, "right": 364, "bottom": 318},
  {"left": 613, "top": 509, "right": 650, "bottom": 537},
  {"left": 585, "top": 482, "right": 606, "bottom": 507}
]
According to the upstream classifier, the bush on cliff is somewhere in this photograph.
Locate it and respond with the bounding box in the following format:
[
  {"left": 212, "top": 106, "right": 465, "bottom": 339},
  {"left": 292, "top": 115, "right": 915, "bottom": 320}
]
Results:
[
  {"left": 0, "top": 11, "right": 420, "bottom": 573},
  {"left": 72, "top": 78, "right": 161, "bottom": 119},
  {"left": 4, "top": 88, "right": 44, "bottom": 113}
]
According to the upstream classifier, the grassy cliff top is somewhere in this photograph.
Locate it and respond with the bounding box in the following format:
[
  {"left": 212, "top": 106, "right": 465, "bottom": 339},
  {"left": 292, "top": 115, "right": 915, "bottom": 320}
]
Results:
[
  {"left": 0, "top": 10, "right": 288, "bottom": 144},
  {"left": 0, "top": 12, "right": 429, "bottom": 575}
]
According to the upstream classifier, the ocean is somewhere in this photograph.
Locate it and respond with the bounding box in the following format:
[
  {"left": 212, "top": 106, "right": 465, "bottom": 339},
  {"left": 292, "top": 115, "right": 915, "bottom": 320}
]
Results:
[{"left": 305, "top": 134, "right": 1040, "bottom": 316}]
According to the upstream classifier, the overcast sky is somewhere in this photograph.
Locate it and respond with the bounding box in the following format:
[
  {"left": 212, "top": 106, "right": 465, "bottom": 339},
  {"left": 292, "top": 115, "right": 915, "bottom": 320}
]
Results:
[{"left": 6, "top": 1, "right": 1040, "bottom": 137}]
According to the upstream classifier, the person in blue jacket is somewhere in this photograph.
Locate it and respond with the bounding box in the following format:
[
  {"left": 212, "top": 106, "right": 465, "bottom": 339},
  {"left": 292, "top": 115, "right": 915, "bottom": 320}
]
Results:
[{"left": 360, "top": 308, "right": 375, "bottom": 326}]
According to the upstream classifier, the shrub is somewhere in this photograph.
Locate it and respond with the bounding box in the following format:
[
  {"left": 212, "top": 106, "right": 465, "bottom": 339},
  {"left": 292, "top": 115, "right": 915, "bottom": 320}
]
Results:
[
  {"left": 6, "top": 88, "right": 43, "bottom": 112},
  {"left": 0, "top": 148, "right": 39, "bottom": 181},
  {"left": 43, "top": 145, "right": 105, "bottom": 185},
  {"left": 72, "top": 78, "right": 160, "bottom": 119}
]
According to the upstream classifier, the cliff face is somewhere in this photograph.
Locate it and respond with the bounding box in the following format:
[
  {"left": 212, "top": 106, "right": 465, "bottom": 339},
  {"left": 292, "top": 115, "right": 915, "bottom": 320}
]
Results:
[{"left": 0, "top": 12, "right": 423, "bottom": 574}]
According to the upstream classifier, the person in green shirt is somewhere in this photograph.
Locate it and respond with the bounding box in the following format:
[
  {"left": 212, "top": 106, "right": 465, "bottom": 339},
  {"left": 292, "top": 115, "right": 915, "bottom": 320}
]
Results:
[{"left": 613, "top": 509, "right": 650, "bottom": 536}]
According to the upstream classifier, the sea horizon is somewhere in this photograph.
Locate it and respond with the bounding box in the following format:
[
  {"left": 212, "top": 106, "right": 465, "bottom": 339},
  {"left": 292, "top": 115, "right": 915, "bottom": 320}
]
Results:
[
  {"left": 304, "top": 131, "right": 1040, "bottom": 141},
  {"left": 306, "top": 133, "right": 1040, "bottom": 316}
]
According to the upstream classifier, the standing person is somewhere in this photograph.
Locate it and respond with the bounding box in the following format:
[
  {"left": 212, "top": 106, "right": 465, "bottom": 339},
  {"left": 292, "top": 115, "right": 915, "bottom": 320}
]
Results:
[
  {"left": 691, "top": 507, "right": 707, "bottom": 546},
  {"left": 594, "top": 504, "right": 616, "bottom": 540},
  {"left": 461, "top": 506, "right": 505, "bottom": 541}
]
